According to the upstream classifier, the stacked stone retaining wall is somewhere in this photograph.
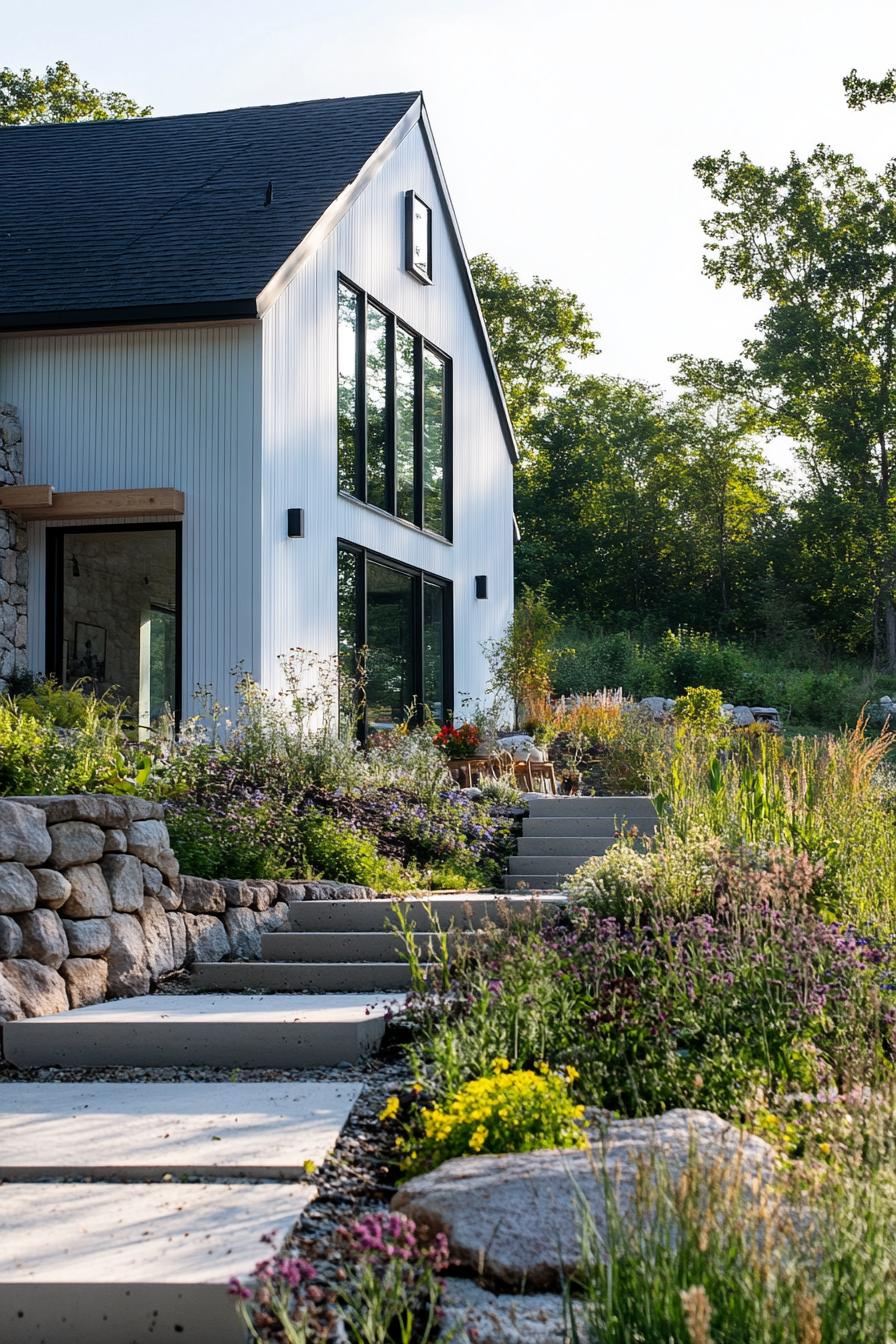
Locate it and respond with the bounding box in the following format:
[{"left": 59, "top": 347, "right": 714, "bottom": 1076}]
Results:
[
  {"left": 0, "top": 795, "right": 295, "bottom": 1021},
  {"left": 0, "top": 404, "right": 28, "bottom": 689}
]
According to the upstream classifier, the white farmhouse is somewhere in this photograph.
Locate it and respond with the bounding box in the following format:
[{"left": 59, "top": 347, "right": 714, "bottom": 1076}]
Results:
[{"left": 0, "top": 92, "right": 516, "bottom": 730}]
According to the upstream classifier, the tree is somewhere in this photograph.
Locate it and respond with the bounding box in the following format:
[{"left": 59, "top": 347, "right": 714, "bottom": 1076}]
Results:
[
  {"left": 686, "top": 134, "right": 896, "bottom": 668},
  {"left": 470, "top": 253, "right": 599, "bottom": 447},
  {"left": 843, "top": 67, "right": 896, "bottom": 109},
  {"left": 0, "top": 60, "right": 151, "bottom": 125}
]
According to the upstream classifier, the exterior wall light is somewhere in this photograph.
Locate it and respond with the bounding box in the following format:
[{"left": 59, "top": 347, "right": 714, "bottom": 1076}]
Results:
[
  {"left": 475, "top": 575, "right": 488, "bottom": 599},
  {"left": 287, "top": 508, "right": 304, "bottom": 538}
]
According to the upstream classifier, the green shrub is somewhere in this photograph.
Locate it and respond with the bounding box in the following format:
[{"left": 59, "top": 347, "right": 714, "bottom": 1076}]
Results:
[
  {"left": 164, "top": 801, "right": 290, "bottom": 881},
  {"left": 297, "top": 809, "right": 405, "bottom": 890}
]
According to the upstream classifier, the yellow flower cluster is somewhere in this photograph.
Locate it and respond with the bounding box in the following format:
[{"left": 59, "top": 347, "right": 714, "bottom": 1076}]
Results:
[{"left": 397, "top": 1059, "right": 587, "bottom": 1175}]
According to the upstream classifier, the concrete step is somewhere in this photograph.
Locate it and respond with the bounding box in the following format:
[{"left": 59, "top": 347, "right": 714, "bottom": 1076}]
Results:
[
  {"left": 522, "top": 816, "right": 655, "bottom": 837},
  {"left": 265, "top": 930, "right": 454, "bottom": 962},
  {"left": 526, "top": 795, "right": 657, "bottom": 818},
  {"left": 2, "top": 993, "right": 392, "bottom": 1069},
  {"left": 0, "top": 1180, "right": 315, "bottom": 1343},
  {"left": 507, "top": 855, "right": 597, "bottom": 876},
  {"left": 288, "top": 894, "right": 562, "bottom": 933},
  {"left": 192, "top": 960, "right": 414, "bottom": 994},
  {"left": 0, "top": 1081, "right": 361, "bottom": 1181},
  {"left": 503, "top": 875, "right": 563, "bottom": 892},
  {"left": 516, "top": 836, "right": 618, "bottom": 857}
]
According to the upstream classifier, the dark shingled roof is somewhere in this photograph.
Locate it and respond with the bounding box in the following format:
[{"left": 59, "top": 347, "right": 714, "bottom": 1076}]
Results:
[{"left": 0, "top": 92, "right": 420, "bottom": 329}]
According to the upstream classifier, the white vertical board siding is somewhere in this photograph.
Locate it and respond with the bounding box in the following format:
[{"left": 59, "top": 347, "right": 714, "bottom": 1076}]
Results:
[
  {"left": 0, "top": 324, "right": 261, "bottom": 713},
  {"left": 260, "top": 121, "right": 514, "bottom": 708}
]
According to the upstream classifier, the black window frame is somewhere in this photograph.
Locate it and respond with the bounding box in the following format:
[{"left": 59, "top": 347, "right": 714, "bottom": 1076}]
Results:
[
  {"left": 337, "top": 539, "right": 454, "bottom": 741},
  {"left": 46, "top": 521, "right": 183, "bottom": 724},
  {"left": 337, "top": 274, "right": 453, "bottom": 542}
]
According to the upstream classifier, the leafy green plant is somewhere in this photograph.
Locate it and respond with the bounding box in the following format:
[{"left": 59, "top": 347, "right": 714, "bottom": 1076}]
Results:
[{"left": 484, "top": 584, "right": 567, "bottom": 729}]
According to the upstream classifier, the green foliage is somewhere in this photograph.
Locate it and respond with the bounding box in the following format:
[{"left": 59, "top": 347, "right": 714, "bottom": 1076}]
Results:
[
  {"left": 554, "top": 624, "right": 867, "bottom": 729},
  {"left": 0, "top": 694, "right": 154, "bottom": 796},
  {"left": 672, "top": 685, "right": 724, "bottom": 735},
  {"left": 0, "top": 60, "right": 152, "bottom": 124},
  {"left": 470, "top": 252, "right": 599, "bottom": 442},
  {"left": 297, "top": 809, "right": 405, "bottom": 890},
  {"left": 164, "top": 802, "right": 290, "bottom": 882},
  {"left": 484, "top": 584, "right": 565, "bottom": 727}
]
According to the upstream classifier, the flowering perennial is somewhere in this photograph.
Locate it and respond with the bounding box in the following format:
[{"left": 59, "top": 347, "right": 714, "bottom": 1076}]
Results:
[{"left": 395, "top": 1059, "right": 587, "bottom": 1175}]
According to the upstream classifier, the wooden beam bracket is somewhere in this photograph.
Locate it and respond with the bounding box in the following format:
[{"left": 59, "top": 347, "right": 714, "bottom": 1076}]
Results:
[{"left": 0, "top": 486, "right": 185, "bottom": 521}]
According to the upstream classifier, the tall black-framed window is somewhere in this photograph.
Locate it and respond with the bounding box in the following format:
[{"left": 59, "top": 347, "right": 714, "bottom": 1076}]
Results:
[
  {"left": 46, "top": 523, "right": 182, "bottom": 728},
  {"left": 337, "top": 541, "right": 453, "bottom": 739},
  {"left": 337, "top": 276, "right": 452, "bottom": 540}
]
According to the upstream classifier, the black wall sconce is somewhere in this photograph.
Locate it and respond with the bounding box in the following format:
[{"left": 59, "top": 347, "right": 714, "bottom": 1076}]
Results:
[
  {"left": 475, "top": 575, "right": 488, "bottom": 599},
  {"left": 287, "top": 508, "right": 304, "bottom": 538}
]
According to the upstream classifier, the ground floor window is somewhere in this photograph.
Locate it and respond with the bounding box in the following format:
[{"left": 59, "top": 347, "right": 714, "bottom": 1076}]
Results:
[
  {"left": 46, "top": 524, "right": 180, "bottom": 728},
  {"left": 337, "top": 542, "right": 452, "bottom": 737}
]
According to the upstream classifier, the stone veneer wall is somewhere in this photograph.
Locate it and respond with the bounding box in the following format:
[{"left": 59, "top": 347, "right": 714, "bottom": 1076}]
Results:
[
  {"left": 0, "top": 405, "right": 28, "bottom": 689},
  {"left": 0, "top": 795, "right": 293, "bottom": 1022}
]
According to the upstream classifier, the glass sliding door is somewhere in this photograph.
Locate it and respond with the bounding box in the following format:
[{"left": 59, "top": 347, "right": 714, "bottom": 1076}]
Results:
[
  {"left": 365, "top": 560, "right": 415, "bottom": 732},
  {"left": 423, "top": 581, "right": 445, "bottom": 723},
  {"left": 47, "top": 525, "right": 180, "bottom": 728},
  {"left": 337, "top": 544, "right": 451, "bottom": 738}
]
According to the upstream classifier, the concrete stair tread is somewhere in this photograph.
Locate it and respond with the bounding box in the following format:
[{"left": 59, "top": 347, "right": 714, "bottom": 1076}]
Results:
[
  {"left": 0, "top": 1181, "right": 314, "bottom": 1342},
  {"left": 191, "top": 960, "right": 416, "bottom": 994},
  {"left": 288, "top": 894, "right": 562, "bottom": 932},
  {"left": 507, "top": 855, "right": 602, "bottom": 873},
  {"left": 263, "top": 930, "right": 455, "bottom": 962},
  {"left": 0, "top": 1080, "right": 361, "bottom": 1180},
  {"left": 2, "top": 993, "right": 393, "bottom": 1068}
]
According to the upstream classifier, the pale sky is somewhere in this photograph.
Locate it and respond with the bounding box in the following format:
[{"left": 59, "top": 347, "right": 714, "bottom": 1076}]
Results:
[{"left": 6, "top": 0, "right": 896, "bottom": 395}]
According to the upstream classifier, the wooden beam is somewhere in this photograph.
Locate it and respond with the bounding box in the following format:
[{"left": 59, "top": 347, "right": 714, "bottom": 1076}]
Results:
[
  {"left": 16, "top": 488, "right": 185, "bottom": 521},
  {"left": 0, "top": 484, "right": 54, "bottom": 511}
]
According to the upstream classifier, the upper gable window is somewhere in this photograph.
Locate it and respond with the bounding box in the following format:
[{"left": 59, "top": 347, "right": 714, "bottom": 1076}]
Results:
[
  {"left": 405, "top": 191, "right": 432, "bottom": 284},
  {"left": 337, "top": 277, "right": 452, "bottom": 540}
]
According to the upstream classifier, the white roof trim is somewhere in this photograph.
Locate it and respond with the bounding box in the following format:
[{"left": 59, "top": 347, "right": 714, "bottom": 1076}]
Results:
[
  {"left": 253, "top": 94, "right": 518, "bottom": 465},
  {"left": 417, "top": 102, "right": 518, "bottom": 464},
  {"left": 254, "top": 96, "right": 423, "bottom": 318}
]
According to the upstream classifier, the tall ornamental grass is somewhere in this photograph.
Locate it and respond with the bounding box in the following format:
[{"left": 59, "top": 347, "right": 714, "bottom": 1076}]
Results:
[
  {"left": 570, "top": 1138, "right": 896, "bottom": 1344},
  {"left": 652, "top": 721, "right": 896, "bottom": 931}
]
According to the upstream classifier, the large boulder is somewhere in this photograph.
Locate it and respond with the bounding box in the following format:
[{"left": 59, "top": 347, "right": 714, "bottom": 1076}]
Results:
[
  {"left": 166, "top": 911, "right": 187, "bottom": 968},
  {"left": 47, "top": 821, "right": 106, "bottom": 868},
  {"left": 731, "top": 705, "right": 755, "bottom": 727},
  {"left": 0, "top": 861, "right": 37, "bottom": 913},
  {"left": 392, "top": 1110, "right": 779, "bottom": 1291},
  {"left": 126, "top": 819, "right": 170, "bottom": 866},
  {"left": 101, "top": 853, "right": 144, "bottom": 913},
  {"left": 181, "top": 875, "right": 225, "bottom": 915},
  {"left": 0, "top": 966, "right": 24, "bottom": 1020},
  {"left": 220, "top": 878, "right": 253, "bottom": 908},
  {"left": 223, "top": 907, "right": 262, "bottom": 960},
  {"left": 136, "top": 895, "right": 177, "bottom": 980},
  {"left": 59, "top": 864, "right": 112, "bottom": 919},
  {"left": 2, "top": 959, "right": 68, "bottom": 1018},
  {"left": 62, "top": 917, "right": 111, "bottom": 958},
  {"left": 183, "top": 913, "right": 229, "bottom": 963},
  {"left": 17, "top": 908, "right": 69, "bottom": 969},
  {"left": 0, "top": 913, "right": 22, "bottom": 959},
  {"left": 34, "top": 868, "right": 72, "bottom": 909},
  {"left": 106, "top": 912, "right": 150, "bottom": 997},
  {"left": 61, "top": 957, "right": 108, "bottom": 1008},
  {"left": 0, "top": 800, "right": 51, "bottom": 865},
  {"left": 103, "top": 828, "right": 127, "bottom": 854}
]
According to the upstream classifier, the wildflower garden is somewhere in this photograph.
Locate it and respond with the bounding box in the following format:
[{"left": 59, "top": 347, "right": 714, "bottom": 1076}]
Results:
[{"left": 6, "top": 655, "right": 896, "bottom": 1341}]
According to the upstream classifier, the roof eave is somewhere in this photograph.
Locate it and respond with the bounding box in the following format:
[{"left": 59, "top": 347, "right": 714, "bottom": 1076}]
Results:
[{"left": 0, "top": 297, "right": 259, "bottom": 335}]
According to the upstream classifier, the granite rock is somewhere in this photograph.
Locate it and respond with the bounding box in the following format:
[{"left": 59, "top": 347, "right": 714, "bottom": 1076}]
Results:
[
  {"left": 0, "top": 800, "right": 51, "bottom": 865},
  {"left": 106, "top": 911, "right": 150, "bottom": 997},
  {"left": 17, "top": 907, "right": 69, "bottom": 969},
  {"left": 59, "top": 864, "right": 112, "bottom": 919},
  {"left": 0, "top": 861, "right": 38, "bottom": 913},
  {"left": 48, "top": 820, "right": 106, "bottom": 868},
  {"left": 61, "top": 956, "right": 108, "bottom": 1008},
  {"left": 33, "top": 867, "right": 71, "bottom": 909},
  {"left": 101, "top": 852, "right": 144, "bottom": 913}
]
